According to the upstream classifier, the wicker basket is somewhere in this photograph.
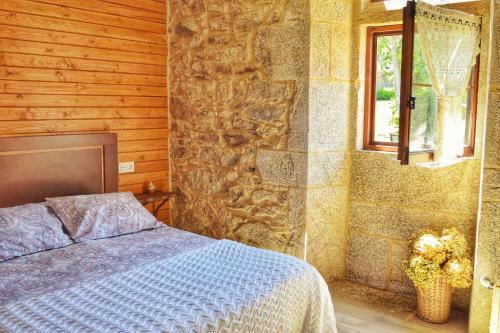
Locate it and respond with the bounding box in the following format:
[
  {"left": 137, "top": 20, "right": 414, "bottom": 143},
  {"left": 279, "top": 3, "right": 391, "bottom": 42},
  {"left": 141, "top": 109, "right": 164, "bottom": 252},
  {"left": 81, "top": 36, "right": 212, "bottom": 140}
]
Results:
[{"left": 416, "top": 276, "right": 454, "bottom": 323}]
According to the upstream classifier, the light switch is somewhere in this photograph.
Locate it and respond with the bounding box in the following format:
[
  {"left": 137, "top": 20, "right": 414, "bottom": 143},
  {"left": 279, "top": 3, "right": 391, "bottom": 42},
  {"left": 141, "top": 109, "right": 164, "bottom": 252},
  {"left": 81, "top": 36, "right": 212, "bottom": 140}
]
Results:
[{"left": 118, "top": 161, "right": 135, "bottom": 174}]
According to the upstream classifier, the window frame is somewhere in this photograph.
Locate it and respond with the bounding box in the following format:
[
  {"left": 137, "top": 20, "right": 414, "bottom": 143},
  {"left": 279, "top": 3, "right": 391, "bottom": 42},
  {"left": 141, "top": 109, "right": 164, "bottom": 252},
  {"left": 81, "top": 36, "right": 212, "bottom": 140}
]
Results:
[
  {"left": 463, "top": 55, "right": 480, "bottom": 157},
  {"left": 363, "top": 24, "right": 404, "bottom": 152},
  {"left": 363, "top": 23, "right": 480, "bottom": 158}
]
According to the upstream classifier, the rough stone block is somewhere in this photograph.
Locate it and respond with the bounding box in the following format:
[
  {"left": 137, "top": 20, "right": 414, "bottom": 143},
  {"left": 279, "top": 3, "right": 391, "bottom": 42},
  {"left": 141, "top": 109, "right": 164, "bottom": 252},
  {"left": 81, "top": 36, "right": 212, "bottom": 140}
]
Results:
[
  {"left": 171, "top": 0, "right": 205, "bottom": 14},
  {"left": 482, "top": 168, "right": 500, "bottom": 202},
  {"left": 222, "top": 132, "right": 249, "bottom": 147},
  {"left": 287, "top": 187, "right": 307, "bottom": 258},
  {"left": 255, "top": 22, "right": 309, "bottom": 80},
  {"left": 246, "top": 104, "right": 288, "bottom": 122},
  {"left": 330, "top": 23, "right": 352, "bottom": 81},
  {"left": 173, "top": 17, "right": 198, "bottom": 37},
  {"left": 452, "top": 288, "right": 472, "bottom": 312},
  {"left": 388, "top": 281, "right": 415, "bottom": 296},
  {"left": 311, "top": 0, "right": 352, "bottom": 23},
  {"left": 470, "top": 279, "right": 494, "bottom": 333},
  {"left": 350, "top": 151, "right": 481, "bottom": 214},
  {"left": 484, "top": 90, "right": 500, "bottom": 166},
  {"left": 236, "top": 80, "right": 293, "bottom": 102},
  {"left": 199, "top": 43, "right": 248, "bottom": 64},
  {"left": 388, "top": 243, "right": 414, "bottom": 294},
  {"left": 256, "top": 150, "right": 307, "bottom": 187},
  {"left": 469, "top": 200, "right": 499, "bottom": 328},
  {"left": 349, "top": 201, "right": 476, "bottom": 243},
  {"left": 234, "top": 12, "right": 263, "bottom": 32},
  {"left": 208, "top": 16, "right": 230, "bottom": 31},
  {"left": 307, "top": 186, "right": 347, "bottom": 240},
  {"left": 206, "top": 1, "right": 224, "bottom": 13},
  {"left": 185, "top": 167, "right": 227, "bottom": 195},
  {"left": 308, "top": 240, "right": 346, "bottom": 282},
  {"left": 490, "top": 13, "right": 500, "bottom": 85},
  {"left": 310, "top": 22, "right": 332, "bottom": 79},
  {"left": 309, "top": 81, "right": 351, "bottom": 150},
  {"left": 347, "top": 232, "right": 389, "bottom": 289},
  {"left": 306, "top": 186, "right": 348, "bottom": 281},
  {"left": 234, "top": 222, "right": 290, "bottom": 253},
  {"left": 308, "top": 150, "right": 349, "bottom": 187},
  {"left": 284, "top": 0, "right": 309, "bottom": 22},
  {"left": 477, "top": 202, "right": 500, "bottom": 271},
  {"left": 288, "top": 78, "right": 310, "bottom": 150}
]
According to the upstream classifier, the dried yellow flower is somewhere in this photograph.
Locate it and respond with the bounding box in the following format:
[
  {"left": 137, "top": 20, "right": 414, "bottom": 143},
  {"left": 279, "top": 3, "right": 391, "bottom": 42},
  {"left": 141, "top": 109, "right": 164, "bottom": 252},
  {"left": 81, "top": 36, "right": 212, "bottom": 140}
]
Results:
[
  {"left": 441, "top": 228, "right": 469, "bottom": 259},
  {"left": 411, "top": 229, "right": 446, "bottom": 264},
  {"left": 404, "top": 255, "right": 441, "bottom": 288},
  {"left": 444, "top": 258, "right": 473, "bottom": 288},
  {"left": 404, "top": 228, "right": 473, "bottom": 289}
]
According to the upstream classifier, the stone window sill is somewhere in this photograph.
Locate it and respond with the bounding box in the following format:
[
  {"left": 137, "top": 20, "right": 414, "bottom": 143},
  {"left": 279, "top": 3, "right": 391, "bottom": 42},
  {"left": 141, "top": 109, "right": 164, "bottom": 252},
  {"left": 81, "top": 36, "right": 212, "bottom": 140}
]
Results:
[
  {"left": 414, "top": 157, "right": 474, "bottom": 169},
  {"left": 359, "top": 148, "right": 474, "bottom": 168}
]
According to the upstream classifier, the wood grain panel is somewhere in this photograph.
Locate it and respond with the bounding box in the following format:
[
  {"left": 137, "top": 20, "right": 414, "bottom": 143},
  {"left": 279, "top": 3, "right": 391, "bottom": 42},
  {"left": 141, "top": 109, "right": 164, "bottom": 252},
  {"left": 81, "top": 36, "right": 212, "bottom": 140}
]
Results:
[
  {"left": 119, "top": 170, "right": 168, "bottom": 186},
  {"left": 132, "top": 160, "right": 169, "bottom": 173},
  {"left": 118, "top": 150, "right": 169, "bottom": 163},
  {"left": 0, "top": 24, "right": 167, "bottom": 55},
  {"left": 0, "top": 81, "right": 166, "bottom": 96},
  {"left": 0, "top": 0, "right": 169, "bottom": 221},
  {"left": 102, "top": 0, "right": 166, "bottom": 13},
  {"left": 0, "top": 0, "right": 166, "bottom": 33},
  {"left": 116, "top": 129, "right": 168, "bottom": 141},
  {"left": 0, "top": 107, "right": 167, "bottom": 120},
  {"left": 0, "top": 67, "right": 166, "bottom": 85},
  {"left": 0, "top": 53, "right": 166, "bottom": 76},
  {"left": 0, "top": 94, "right": 166, "bottom": 107},
  {"left": 0, "top": 119, "right": 167, "bottom": 134},
  {"left": 0, "top": 10, "right": 165, "bottom": 44},
  {"left": 29, "top": 0, "right": 166, "bottom": 23},
  {"left": 117, "top": 139, "right": 168, "bottom": 153},
  {"left": 0, "top": 39, "right": 166, "bottom": 65}
]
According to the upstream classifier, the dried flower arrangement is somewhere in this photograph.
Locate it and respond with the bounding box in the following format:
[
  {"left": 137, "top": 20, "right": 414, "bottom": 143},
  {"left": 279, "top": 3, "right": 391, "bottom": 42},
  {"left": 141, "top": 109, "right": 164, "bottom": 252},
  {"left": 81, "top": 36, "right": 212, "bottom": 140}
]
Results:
[{"left": 404, "top": 228, "right": 473, "bottom": 289}]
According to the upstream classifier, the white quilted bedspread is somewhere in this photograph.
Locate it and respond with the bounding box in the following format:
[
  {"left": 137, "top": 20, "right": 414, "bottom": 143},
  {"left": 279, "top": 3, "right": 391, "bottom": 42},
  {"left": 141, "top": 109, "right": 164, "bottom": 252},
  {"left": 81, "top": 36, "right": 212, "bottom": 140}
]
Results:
[{"left": 0, "top": 240, "right": 336, "bottom": 333}]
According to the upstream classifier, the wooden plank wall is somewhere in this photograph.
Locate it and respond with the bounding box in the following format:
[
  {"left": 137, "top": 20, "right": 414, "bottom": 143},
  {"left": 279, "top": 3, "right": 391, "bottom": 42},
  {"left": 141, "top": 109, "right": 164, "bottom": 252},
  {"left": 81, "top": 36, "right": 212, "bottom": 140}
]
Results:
[{"left": 0, "top": 0, "right": 170, "bottom": 222}]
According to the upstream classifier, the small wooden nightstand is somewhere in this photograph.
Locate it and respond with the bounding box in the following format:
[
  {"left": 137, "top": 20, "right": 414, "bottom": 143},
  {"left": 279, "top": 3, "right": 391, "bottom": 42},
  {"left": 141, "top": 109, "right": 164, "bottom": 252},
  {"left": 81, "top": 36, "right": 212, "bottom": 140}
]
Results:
[{"left": 134, "top": 191, "right": 176, "bottom": 218}]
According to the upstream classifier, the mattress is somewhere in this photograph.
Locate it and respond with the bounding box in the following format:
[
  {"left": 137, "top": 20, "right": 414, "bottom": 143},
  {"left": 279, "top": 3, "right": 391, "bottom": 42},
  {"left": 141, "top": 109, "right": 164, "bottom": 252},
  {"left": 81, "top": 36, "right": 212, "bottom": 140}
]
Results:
[{"left": 0, "top": 227, "right": 336, "bottom": 332}]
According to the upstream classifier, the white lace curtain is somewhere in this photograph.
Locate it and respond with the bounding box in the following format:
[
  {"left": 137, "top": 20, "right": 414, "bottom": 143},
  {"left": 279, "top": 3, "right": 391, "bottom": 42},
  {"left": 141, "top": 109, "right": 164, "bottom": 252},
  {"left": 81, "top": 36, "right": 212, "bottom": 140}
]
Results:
[{"left": 415, "top": 1, "right": 482, "bottom": 162}]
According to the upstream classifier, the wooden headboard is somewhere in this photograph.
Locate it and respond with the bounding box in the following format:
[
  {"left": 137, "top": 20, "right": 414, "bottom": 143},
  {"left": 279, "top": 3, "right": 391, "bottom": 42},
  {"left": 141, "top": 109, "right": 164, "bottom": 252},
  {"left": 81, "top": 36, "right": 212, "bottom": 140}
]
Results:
[{"left": 0, "top": 134, "right": 118, "bottom": 208}]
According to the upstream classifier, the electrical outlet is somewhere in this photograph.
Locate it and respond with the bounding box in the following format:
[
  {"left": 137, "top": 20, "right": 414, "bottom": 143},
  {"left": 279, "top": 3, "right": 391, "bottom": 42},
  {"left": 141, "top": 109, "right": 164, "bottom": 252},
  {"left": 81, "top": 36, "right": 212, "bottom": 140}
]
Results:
[{"left": 118, "top": 161, "right": 135, "bottom": 174}]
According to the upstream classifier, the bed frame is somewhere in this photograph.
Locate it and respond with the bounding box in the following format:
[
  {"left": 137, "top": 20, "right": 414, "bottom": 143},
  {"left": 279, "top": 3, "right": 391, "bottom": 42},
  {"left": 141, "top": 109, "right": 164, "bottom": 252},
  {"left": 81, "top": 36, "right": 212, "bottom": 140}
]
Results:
[{"left": 0, "top": 133, "right": 118, "bottom": 208}]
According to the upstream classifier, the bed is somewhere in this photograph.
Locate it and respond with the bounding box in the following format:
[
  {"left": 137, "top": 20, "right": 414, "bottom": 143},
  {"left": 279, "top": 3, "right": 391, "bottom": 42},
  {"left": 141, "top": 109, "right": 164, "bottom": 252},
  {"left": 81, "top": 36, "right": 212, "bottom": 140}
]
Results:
[{"left": 0, "top": 134, "right": 336, "bottom": 333}]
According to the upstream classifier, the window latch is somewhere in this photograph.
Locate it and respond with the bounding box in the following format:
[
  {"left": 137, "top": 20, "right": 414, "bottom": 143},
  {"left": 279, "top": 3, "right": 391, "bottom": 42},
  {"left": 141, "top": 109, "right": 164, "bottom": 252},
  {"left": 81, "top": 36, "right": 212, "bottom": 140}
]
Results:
[{"left": 408, "top": 96, "right": 416, "bottom": 110}]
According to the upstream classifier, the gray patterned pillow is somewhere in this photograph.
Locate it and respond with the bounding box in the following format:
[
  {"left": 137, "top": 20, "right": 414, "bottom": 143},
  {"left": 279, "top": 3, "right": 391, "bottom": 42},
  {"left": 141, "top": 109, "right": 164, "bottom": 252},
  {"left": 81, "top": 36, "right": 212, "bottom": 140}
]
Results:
[
  {"left": 46, "top": 192, "right": 162, "bottom": 242},
  {"left": 0, "top": 204, "right": 73, "bottom": 262}
]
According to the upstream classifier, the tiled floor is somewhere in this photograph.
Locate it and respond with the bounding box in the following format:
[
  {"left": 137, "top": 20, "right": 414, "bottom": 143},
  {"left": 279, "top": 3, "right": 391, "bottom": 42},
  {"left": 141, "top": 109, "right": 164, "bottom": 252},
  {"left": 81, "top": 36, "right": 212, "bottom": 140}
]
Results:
[{"left": 331, "top": 281, "right": 468, "bottom": 333}]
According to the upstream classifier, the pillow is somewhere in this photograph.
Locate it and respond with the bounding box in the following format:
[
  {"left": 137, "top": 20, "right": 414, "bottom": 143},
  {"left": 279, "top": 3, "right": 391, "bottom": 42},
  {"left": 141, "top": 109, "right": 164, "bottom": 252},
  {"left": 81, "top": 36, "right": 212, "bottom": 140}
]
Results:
[
  {"left": 0, "top": 203, "right": 73, "bottom": 262},
  {"left": 46, "top": 192, "right": 162, "bottom": 242}
]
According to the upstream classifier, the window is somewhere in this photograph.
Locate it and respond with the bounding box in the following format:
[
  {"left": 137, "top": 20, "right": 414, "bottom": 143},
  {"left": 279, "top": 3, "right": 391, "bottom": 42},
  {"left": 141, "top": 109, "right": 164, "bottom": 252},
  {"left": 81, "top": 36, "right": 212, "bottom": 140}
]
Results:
[
  {"left": 364, "top": 25, "right": 403, "bottom": 152},
  {"left": 363, "top": 24, "right": 479, "bottom": 157}
]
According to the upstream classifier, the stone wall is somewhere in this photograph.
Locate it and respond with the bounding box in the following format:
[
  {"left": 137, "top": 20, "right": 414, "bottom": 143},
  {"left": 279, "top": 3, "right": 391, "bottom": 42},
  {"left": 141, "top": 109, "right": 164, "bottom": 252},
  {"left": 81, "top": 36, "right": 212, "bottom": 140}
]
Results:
[
  {"left": 169, "top": 0, "right": 353, "bottom": 282},
  {"left": 169, "top": 0, "right": 309, "bottom": 256},
  {"left": 469, "top": 1, "right": 500, "bottom": 331},
  {"left": 346, "top": 0, "right": 491, "bottom": 311},
  {"left": 305, "top": 0, "right": 353, "bottom": 279}
]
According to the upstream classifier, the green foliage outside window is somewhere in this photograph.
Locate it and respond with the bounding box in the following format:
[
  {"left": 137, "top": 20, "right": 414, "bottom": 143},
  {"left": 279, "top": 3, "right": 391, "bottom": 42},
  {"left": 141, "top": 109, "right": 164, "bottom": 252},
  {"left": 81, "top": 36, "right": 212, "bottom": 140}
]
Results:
[
  {"left": 376, "top": 88, "right": 396, "bottom": 101},
  {"left": 376, "top": 34, "right": 437, "bottom": 146}
]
